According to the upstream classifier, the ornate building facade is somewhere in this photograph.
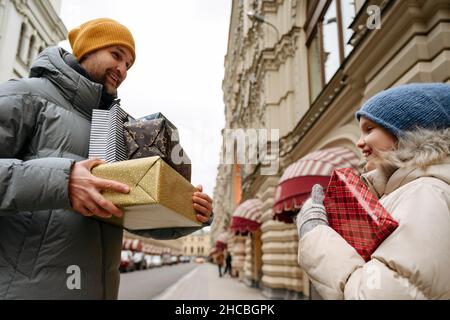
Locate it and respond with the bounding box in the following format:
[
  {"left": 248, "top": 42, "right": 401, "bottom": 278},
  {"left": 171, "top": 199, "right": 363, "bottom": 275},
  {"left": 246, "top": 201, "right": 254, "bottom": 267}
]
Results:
[
  {"left": 213, "top": 0, "right": 450, "bottom": 299},
  {"left": 182, "top": 229, "right": 211, "bottom": 257},
  {"left": 0, "top": 0, "right": 66, "bottom": 82}
]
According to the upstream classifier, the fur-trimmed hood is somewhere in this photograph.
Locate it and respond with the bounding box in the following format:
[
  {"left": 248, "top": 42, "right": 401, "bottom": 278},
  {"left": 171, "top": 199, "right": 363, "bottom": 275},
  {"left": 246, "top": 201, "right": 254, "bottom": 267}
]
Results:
[
  {"left": 362, "top": 128, "right": 450, "bottom": 197},
  {"left": 381, "top": 128, "right": 449, "bottom": 169}
]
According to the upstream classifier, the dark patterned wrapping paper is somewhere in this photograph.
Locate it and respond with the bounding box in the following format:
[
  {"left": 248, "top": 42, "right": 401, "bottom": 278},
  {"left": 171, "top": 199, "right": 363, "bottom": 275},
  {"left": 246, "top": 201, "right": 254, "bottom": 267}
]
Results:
[{"left": 123, "top": 113, "right": 191, "bottom": 181}]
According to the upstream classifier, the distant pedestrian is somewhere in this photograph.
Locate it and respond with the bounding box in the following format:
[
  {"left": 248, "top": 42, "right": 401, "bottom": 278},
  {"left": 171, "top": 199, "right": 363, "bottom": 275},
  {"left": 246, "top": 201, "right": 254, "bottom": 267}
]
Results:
[
  {"left": 216, "top": 251, "right": 224, "bottom": 277},
  {"left": 224, "top": 251, "right": 232, "bottom": 276},
  {"left": 297, "top": 83, "right": 450, "bottom": 299}
]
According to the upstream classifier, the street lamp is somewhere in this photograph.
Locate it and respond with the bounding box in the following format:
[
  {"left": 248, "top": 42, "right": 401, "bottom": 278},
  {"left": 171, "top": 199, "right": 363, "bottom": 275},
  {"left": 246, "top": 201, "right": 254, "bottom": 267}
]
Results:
[{"left": 247, "top": 11, "right": 280, "bottom": 42}]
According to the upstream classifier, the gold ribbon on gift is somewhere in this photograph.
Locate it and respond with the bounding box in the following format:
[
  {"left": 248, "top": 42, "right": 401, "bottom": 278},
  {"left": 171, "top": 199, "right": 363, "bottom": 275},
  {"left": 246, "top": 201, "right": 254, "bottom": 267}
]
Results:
[{"left": 91, "top": 156, "right": 201, "bottom": 230}]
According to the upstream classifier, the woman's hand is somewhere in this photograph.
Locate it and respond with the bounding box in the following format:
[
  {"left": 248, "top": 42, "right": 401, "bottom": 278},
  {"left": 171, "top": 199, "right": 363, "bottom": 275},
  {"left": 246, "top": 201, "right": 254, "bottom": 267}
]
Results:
[{"left": 296, "top": 184, "right": 329, "bottom": 239}]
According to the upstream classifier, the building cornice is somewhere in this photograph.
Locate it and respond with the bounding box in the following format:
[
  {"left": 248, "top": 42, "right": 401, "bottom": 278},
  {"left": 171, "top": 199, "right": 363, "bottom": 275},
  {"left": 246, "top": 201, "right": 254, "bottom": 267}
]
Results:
[
  {"left": 13, "top": 0, "right": 67, "bottom": 44},
  {"left": 39, "top": 0, "right": 67, "bottom": 39},
  {"left": 31, "top": 0, "right": 67, "bottom": 42},
  {"left": 349, "top": 0, "right": 394, "bottom": 49},
  {"left": 12, "top": 0, "right": 26, "bottom": 14}
]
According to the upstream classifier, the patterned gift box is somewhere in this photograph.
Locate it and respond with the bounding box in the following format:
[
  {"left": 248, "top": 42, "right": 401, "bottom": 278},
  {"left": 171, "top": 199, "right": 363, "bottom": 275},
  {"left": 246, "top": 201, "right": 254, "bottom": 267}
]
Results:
[
  {"left": 123, "top": 113, "right": 191, "bottom": 181},
  {"left": 88, "top": 103, "right": 133, "bottom": 162},
  {"left": 324, "top": 168, "right": 399, "bottom": 262}
]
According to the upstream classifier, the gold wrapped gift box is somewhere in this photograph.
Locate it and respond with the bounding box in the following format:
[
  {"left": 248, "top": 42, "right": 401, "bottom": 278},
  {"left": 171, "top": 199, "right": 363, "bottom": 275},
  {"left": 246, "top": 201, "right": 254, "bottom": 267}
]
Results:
[{"left": 91, "top": 156, "right": 201, "bottom": 230}]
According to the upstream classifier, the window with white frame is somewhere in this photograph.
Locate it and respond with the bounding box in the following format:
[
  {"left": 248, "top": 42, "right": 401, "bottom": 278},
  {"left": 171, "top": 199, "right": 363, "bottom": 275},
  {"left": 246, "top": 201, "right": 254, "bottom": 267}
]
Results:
[{"left": 305, "top": 0, "right": 356, "bottom": 102}]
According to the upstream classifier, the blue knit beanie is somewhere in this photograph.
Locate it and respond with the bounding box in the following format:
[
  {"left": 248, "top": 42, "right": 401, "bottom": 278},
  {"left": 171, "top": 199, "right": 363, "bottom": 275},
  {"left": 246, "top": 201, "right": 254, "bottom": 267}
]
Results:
[{"left": 356, "top": 83, "right": 450, "bottom": 137}]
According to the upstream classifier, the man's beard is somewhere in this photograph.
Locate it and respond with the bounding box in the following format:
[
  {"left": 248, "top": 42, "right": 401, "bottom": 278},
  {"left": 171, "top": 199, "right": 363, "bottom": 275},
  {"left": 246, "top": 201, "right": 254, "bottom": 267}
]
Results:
[
  {"left": 91, "top": 70, "right": 118, "bottom": 97},
  {"left": 103, "top": 83, "right": 118, "bottom": 97}
]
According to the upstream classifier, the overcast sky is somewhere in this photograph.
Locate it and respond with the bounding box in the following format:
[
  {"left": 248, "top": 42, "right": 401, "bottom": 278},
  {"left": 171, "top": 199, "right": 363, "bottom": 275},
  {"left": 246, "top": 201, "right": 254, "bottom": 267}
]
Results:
[{"left": 59, "top": 0, "right": 231, "bottom": 198}]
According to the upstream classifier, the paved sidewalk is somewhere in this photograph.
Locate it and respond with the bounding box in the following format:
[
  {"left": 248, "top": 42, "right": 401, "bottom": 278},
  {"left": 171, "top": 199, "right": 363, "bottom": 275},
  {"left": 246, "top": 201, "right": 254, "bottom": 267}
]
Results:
[{"left": 154, "top": 263, "right": 266, "bottom": 300}]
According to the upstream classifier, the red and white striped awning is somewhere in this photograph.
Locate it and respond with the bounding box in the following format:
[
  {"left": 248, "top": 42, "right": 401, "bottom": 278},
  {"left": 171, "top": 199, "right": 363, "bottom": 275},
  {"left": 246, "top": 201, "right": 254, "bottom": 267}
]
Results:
[
  {"left": 122, "top": 239, "right": 133, "bottom": 250},
  {"left": 142, "top": 244, "right": 151, "bottom": 254},
  {"left": 131, "top": 239, "right": 143, "bottom": 252},
  {"left": 122, "top": 239, "right": 144, "bottom": 252},
  {"left": 230, "top": 199, "right": 263, "bottom": 234},
  {"left": 143, "top": 245, "right": 162, "bottom": 255},
  {"left": 273, "top": 147, "right": 361, "bottom": 223},
  {"left": 215, "top": 231, "right": 229, "bottom": 250}
]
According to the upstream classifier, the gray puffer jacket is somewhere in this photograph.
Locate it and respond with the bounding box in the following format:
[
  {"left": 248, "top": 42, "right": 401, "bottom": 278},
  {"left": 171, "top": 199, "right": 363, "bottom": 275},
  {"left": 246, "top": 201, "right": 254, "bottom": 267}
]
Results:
[{"left": 0, "top": 47, "right": 205, "bottom": 299}]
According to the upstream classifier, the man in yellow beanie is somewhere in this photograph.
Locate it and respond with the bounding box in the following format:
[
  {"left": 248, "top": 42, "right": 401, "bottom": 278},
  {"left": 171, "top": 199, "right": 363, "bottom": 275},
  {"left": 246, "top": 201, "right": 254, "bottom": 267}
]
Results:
[
  {"left": 68, "top": 18, "right": 136, "bottom": 99},
  {"left": 0, "top": 18, "right": 213, "bottom": 300}
]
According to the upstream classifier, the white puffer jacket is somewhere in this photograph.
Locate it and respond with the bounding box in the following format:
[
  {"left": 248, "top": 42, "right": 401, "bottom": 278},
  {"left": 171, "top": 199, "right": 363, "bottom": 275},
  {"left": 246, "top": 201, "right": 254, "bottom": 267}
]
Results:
[{"left": 298, "top": 129, "right": 450, "bottom": 300}]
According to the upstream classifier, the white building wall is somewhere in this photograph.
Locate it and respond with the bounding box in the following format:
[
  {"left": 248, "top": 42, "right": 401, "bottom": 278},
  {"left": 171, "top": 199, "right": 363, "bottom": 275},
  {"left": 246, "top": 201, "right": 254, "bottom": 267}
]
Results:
[{"left": 0, "top": 0, "right": 66, "bottom": 82}]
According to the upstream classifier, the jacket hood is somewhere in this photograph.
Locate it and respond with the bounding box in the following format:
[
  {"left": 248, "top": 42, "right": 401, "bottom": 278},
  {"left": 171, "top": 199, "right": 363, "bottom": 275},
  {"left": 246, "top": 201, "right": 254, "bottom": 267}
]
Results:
[
  {"left": 29, "top": 46, "right": 103, "bottom": 117},
  {"left": 362, "top": 128, "right": 450, "bottom": 197},
  {"left": 381, "top": 128, "right": 449, "bottom": 169}
]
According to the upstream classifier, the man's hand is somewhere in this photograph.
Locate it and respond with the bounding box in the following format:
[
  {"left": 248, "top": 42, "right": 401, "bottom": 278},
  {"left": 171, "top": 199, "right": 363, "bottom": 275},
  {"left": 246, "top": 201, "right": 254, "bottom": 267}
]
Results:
[
  {"left": 69, "top": 158, "right": 130, "bottom": 219},
  {"left": 192, "top": 185, "right": 213, "bottom": 224}
]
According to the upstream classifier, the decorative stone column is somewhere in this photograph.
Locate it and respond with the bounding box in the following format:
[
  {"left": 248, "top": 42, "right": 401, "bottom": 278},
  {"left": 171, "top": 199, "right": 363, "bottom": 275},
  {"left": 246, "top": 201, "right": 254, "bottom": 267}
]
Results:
[
  {"left": 230, "top": 234, "right": 246, "bottom": 281},
  {"left": 243, "top": 235, "right": 254, "bottom": 286},
  {"left": 259, "top": 176, "right": 305, "bottom": 300}
]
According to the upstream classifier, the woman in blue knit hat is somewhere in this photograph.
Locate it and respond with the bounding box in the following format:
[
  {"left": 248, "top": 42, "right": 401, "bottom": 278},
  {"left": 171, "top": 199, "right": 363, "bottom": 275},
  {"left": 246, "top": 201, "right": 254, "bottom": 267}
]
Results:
[{"left": 296, "top": 83, "right": 450, "bottom": 300}]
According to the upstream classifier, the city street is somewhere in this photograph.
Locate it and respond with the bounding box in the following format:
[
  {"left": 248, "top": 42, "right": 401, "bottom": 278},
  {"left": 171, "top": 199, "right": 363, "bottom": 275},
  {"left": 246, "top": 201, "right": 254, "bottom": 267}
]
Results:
[
  {"left": 118, "top": 263, "right": 197, "bottom": 300},
  {"left": 119, "top": 262, "right": 266, "bottom": 300}
]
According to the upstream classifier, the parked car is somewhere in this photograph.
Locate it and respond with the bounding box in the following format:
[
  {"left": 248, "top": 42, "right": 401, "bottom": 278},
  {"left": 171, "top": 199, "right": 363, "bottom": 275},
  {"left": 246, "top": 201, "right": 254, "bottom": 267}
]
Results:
[
  {"left": 194, "top": 256, "right": 205, "bottom": 264},
  {"left": 162, "top": 254, "right": 172, "bottom": 266},
  {"left": 170, "top": 256, "right": 178, "bottom": 265},
  {"left": 133, "top": 252, "right": 146, "bottom": 270},
  {"left": 144, "top": 255, "right": 153, "bottom": 269},
  {"left": 179, "top": 256, "right": 190, "bottom": 263},
  {"left": 143, "top": 255, "right": 162, "bottom": 268},
  {"left": 120, "top": 250, "right": 135, "bottom": 273},
  {"left": 151, "top": 255, "right": 163, "bottom": 267}
]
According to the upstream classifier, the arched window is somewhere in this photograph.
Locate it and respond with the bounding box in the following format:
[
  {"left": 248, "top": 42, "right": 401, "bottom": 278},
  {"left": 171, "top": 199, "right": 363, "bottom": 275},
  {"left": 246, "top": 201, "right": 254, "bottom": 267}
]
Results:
[
  {"left": 16, "top": 23, "right": 27, "bottom": 57},
  {"left": 27, "top": 35, "right": 36, "bottom": 65}
]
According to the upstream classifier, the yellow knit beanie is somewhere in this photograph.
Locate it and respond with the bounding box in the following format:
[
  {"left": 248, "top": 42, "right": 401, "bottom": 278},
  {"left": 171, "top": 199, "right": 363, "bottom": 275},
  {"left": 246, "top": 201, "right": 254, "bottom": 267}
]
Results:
[{"left": 68, "top": 18, "right": 136, "bottom": 66}]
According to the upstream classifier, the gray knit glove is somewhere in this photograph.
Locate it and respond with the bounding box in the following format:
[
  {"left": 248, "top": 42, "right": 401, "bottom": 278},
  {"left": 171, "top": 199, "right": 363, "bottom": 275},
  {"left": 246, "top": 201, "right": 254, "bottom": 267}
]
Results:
[{"left": 296, "top": 184, "right": 329, "bottom": 239}]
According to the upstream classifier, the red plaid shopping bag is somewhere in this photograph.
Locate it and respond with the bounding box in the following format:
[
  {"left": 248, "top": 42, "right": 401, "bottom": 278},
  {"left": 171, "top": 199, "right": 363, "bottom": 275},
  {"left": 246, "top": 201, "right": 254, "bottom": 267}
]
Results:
[{"left": 324, "top": 168, "right": 399, "bottom": 261}]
